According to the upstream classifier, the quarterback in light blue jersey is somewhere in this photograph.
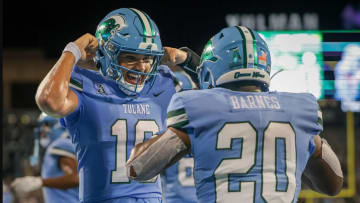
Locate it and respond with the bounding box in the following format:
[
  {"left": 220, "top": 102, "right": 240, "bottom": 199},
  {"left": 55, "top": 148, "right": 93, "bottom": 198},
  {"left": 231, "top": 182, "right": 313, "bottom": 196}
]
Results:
[
  {"left": 127, "top": 26, "right": 344, "bottom": 203},
  {"left": 161, "top": 71, "right": 197, "bottom": 203},
  {"left": 11, "top": 113, "right": 79, "bottom": 203},
  {"left": 36, "top": 8, "right": 198, "bottom": 203}
]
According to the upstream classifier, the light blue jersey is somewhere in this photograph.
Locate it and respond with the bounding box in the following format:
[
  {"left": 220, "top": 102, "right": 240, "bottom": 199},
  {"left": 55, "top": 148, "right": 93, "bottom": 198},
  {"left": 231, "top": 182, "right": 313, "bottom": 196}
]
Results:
[
  {"left": 41, "top": 137, "right": 79, "bottom": 203},
  {"left": 3, "top": 183, "right": 14, "bottom": 203},
  {"left": 61, "top": 66, "right": 179, "bottom": 202},
  {"left": 166, "top": 88, "right": 323, "bottom": 203},
  {"left": 161, "top": 154, "right": 197, "bottom": 203}
]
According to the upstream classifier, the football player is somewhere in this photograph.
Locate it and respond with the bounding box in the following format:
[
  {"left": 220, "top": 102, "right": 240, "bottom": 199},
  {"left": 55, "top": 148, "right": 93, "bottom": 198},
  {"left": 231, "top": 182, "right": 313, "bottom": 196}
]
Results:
[
  {"left": 161, "top": 71, "right": 197, "bottom": 203},
  {"left": 35, "top": 8, "right": 198, "bottom": 203},
  {"left": 11, "top": 113, "right": 79, "bottom": 203},
  {"left": 126, "top": 26, "right": 344, "bottom": 203}
]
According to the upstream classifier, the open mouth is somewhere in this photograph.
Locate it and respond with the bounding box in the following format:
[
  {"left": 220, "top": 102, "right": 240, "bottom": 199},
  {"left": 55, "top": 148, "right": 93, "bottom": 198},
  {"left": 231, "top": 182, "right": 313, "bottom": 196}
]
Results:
[{"left": 125, "top": 72, "right": 144, "bottom": 85}]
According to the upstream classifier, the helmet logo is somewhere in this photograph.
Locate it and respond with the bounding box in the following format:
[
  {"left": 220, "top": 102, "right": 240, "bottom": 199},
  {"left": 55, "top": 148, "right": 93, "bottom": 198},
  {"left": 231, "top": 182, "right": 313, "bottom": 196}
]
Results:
[
  {"left": 96, "top": 15, "right": 127, "bottom": 45},
  {"left": 230, "top": 48, "right": 242, "bottom": 69},
  {"left": 200, "top": 39, "right": 218, "bottom": 64}
]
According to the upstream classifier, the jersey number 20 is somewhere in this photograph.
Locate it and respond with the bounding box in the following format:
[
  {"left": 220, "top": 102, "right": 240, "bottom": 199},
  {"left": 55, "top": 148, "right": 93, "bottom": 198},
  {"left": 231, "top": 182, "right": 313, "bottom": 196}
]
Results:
[{"left": 214, "top": 122, "right": 296, "bottom": 203}]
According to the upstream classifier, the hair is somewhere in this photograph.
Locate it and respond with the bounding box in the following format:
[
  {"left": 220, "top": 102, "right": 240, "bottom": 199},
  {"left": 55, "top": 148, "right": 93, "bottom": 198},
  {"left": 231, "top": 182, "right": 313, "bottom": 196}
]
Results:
[{"left": 218, "top": 80, "right": 265, "bottom": 92}]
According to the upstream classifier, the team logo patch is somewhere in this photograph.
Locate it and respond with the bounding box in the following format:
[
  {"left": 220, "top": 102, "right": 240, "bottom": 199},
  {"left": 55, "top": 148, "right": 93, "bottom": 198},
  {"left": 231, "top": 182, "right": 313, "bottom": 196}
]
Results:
[
  {"left": 95, "top": 83, "right": 107, "bottom": 95},
  {"left": 229, "top": 48, "right": 242, "bottom": 69}
]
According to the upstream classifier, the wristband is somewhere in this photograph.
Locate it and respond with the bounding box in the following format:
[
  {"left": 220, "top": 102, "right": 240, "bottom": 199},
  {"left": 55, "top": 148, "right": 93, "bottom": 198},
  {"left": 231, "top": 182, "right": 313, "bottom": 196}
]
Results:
[
  {"left": 63, "top": 42, "right": 82, "bottom": 64},
  {"left": 178, "top": 47, "right": 200, "bottom": 72}
]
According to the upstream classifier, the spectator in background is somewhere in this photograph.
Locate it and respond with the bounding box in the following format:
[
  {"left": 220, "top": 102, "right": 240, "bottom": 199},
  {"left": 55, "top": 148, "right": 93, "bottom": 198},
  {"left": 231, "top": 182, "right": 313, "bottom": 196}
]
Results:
[{"left": 11, "top": 113, "right": 79, "bottom": 203}]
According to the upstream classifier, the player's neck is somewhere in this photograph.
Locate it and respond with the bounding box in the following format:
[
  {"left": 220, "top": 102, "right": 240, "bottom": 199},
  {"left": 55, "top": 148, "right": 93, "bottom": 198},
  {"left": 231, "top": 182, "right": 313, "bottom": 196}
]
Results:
[{"left": 237, "top": 86, "right": 262, "bottom": 92}]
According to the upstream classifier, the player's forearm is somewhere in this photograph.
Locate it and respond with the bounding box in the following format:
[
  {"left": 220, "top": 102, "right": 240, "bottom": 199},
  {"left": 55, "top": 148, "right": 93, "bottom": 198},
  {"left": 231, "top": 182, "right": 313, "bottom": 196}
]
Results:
[
  {"left": 126, "top": 128, "right": 189, "bottom": 181},
  {"left": 35, "top": 52, "right": 75, "bottom": 116},
  {"left": 42, "top": 173, "right": 79, "bottom": 189}
]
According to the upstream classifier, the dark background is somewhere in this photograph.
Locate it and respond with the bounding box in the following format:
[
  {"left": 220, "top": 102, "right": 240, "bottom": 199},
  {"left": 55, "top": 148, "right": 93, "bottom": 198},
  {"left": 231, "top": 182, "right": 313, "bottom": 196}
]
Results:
[
  {"left": 4, "top": 0, "right": 357, "bottom": 57},
  {"left": 2, "top": 2, "right": 360, "bottom": 202}
]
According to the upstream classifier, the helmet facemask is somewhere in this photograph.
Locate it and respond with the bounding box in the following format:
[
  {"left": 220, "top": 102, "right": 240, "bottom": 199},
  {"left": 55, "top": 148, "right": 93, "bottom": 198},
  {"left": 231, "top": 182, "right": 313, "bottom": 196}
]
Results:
[{"left": 99, "top": 40, "right": 161, "bottom": 95}]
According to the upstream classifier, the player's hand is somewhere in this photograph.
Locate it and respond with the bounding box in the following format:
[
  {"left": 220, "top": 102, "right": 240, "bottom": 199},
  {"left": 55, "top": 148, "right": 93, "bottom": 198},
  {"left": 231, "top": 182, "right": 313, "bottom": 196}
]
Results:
[
  {"left": 11, "top": 176, "right": 43, "bottom": 197},
  {"left": 74, "top": 33, "right": 98, "bottom": 69},
  {"left": 161, "top": 47, "right": 188, "bottom": 67}
]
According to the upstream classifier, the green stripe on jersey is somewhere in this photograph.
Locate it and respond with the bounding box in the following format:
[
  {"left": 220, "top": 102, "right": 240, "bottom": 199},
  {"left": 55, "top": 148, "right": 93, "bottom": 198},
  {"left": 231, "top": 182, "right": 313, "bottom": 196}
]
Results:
[
  {"left": 167, "top": 108, "right": 186, "bottom": 119},
  {"left": 167, "top": 108, "right": 189, "bottom": 128},
  {"left": 70, "top": 78, "right": 83, "bottom": 91},
  {"left": 317, "top": 110, "right": 323, "bottom": 126},
  {"left": 317, "top": 117, "right": 323, "bottom": 126},
  {"left": 168, "top": 120, "right": 189, "bottom": 129}
]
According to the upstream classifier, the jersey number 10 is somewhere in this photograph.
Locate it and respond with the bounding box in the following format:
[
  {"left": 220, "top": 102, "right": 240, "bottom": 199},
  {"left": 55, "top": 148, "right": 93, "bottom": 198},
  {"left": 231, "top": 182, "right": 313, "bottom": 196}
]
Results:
[{"left": 110, "top": 119, "right": 159, "bottom": 183}]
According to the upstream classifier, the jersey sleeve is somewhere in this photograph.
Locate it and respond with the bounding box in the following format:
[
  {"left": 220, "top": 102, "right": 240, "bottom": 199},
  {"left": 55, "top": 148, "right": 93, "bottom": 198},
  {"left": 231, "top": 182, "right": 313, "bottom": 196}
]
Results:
[
  {"left": 309, "top": 95, "right": 323, "bottom": 135},
  {"left": 302, "top": 94, "right": 323, "bottom": 156},
  {"left": 49, "top": 138, "right": 76, "bottom": 160},
  {"left": 292, "top": 93, "right": 323, "bottom": 136},
  {"left": 166, "top": 93, "right": 189, "bottom": 131},
  {"left": 316, "top": 105, "right": 323, "bottom": 132}
]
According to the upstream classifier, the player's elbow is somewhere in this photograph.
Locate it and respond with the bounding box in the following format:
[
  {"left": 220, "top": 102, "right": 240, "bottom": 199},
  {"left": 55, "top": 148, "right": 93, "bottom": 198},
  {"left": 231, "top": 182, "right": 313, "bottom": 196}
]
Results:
[{"left": 35, "top": 90, "right": 64, "bottom": 117}]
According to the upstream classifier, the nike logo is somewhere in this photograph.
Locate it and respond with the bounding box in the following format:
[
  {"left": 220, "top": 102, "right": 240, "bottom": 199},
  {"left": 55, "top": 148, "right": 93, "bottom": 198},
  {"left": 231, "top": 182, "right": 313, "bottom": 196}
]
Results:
[{"left": 153, "top": 90, "right": 165, "bottom": 97}]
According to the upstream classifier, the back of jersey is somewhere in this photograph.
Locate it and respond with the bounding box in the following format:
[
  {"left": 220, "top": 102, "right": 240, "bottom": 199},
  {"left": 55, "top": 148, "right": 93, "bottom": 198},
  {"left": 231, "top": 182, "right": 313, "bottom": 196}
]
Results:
[{"left": 166, "top": 88, "right": 323, "bottom": 203}]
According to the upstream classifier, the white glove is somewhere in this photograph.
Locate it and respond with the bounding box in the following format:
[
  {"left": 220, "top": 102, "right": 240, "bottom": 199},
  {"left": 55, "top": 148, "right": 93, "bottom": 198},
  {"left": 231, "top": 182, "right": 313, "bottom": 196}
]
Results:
[{"left": 11, "top": 176, "right": 43, "bottom": 196}]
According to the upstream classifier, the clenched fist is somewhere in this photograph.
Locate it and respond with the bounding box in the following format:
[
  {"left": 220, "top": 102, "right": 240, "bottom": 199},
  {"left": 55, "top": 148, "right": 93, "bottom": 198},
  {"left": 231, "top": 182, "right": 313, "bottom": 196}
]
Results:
[
  {"left": 160, "top": 47, "right": 188, "bottom": 67},
  {"left": 74, "top": 33, "right": 99, "bottom": 69}
]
